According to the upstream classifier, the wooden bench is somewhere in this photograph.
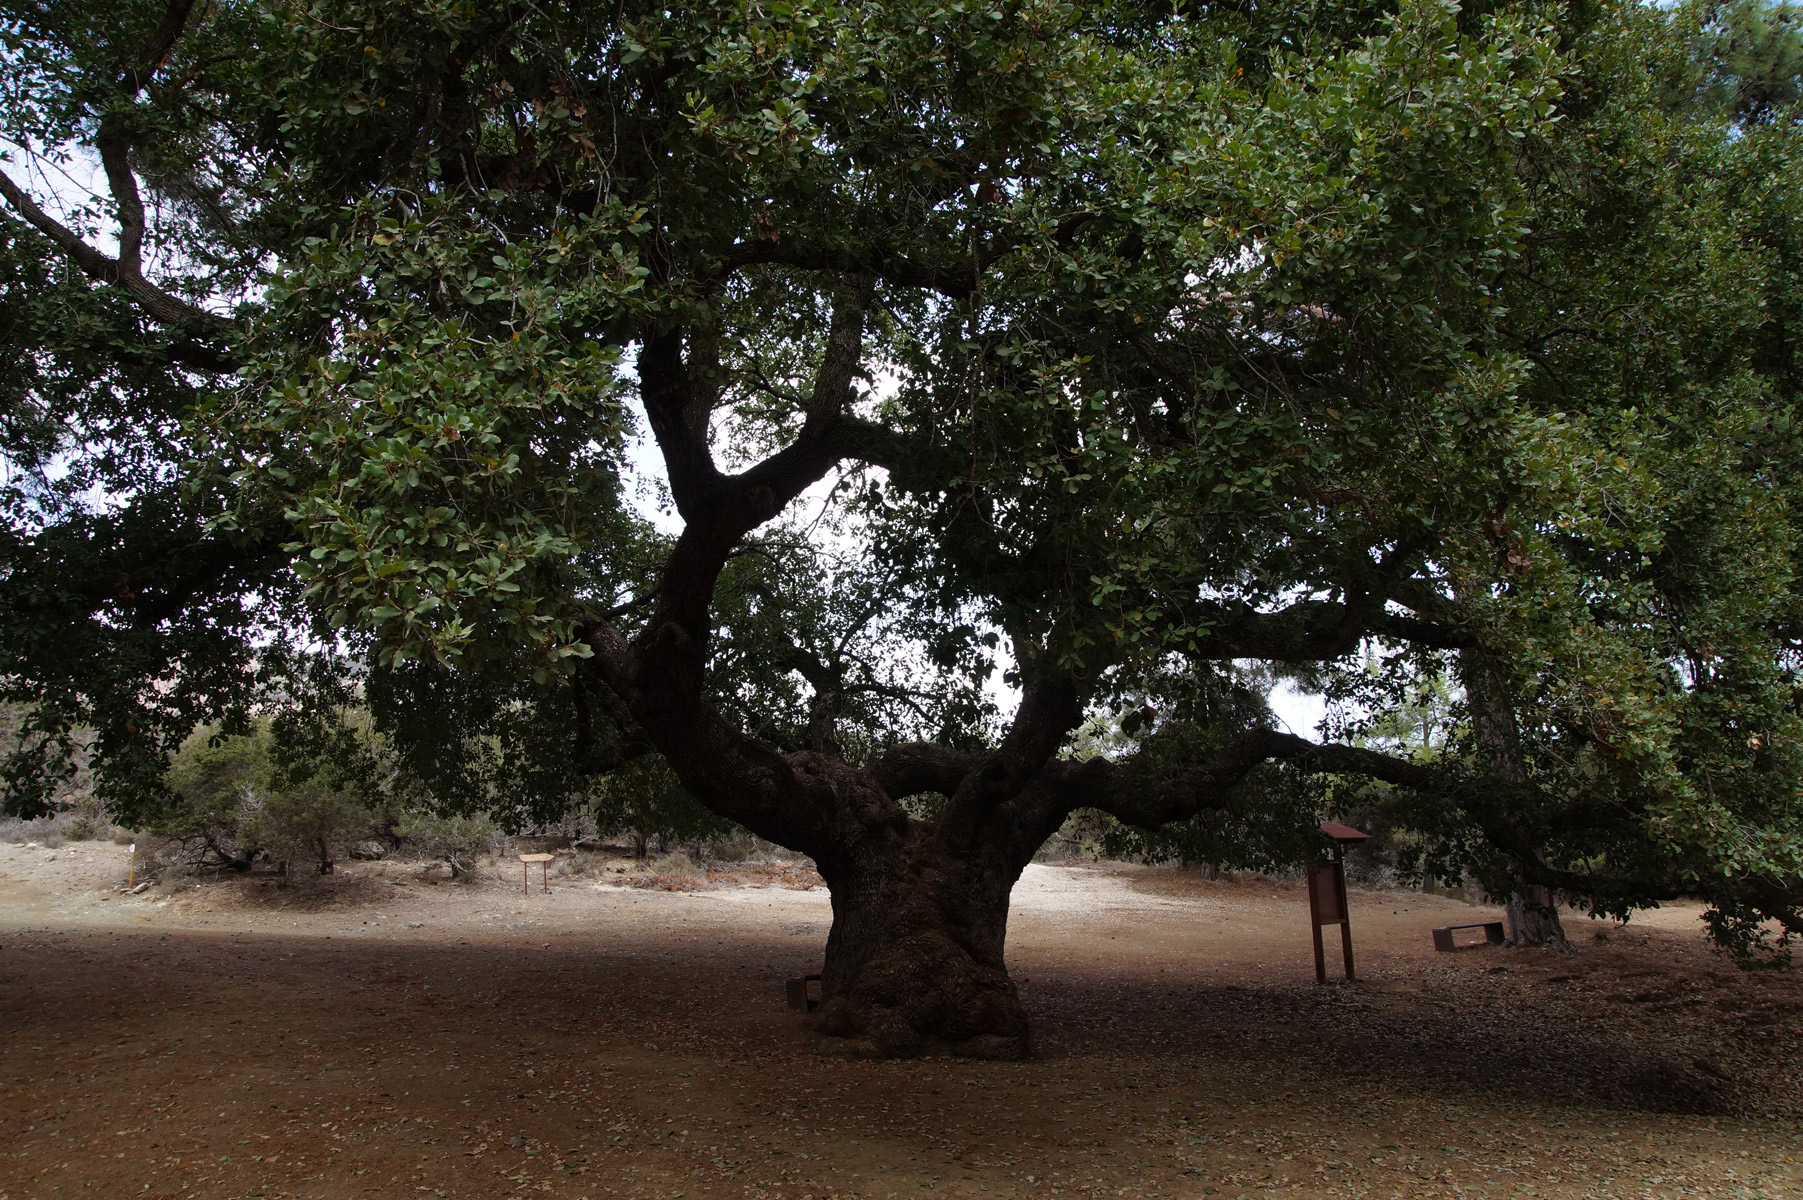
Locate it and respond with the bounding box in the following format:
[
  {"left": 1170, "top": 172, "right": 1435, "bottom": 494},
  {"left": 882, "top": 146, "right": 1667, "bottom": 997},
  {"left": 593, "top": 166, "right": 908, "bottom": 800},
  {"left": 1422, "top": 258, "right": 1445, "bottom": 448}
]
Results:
[
  {"left": 785, "top": 973, "right": 822, "bottom": 1013},
  {"left": 1433, "top": 921, "right": 1505, "bottom": 952}
]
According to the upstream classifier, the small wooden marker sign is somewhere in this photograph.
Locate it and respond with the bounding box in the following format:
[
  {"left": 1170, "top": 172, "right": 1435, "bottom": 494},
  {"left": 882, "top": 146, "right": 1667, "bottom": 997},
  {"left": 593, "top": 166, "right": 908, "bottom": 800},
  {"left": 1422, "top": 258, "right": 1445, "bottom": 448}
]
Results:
[
  {"left": 519, "top": 853, "right": 554, "bottom": 895},
  {"left": 1308, "top": 822, "right": 1368, "bottom": 984}
]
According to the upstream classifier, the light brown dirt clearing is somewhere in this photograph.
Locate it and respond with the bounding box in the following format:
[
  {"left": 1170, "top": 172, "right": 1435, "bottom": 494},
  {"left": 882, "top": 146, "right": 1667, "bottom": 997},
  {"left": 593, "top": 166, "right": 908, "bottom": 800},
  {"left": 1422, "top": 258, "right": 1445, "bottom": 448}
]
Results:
[{"left": 1, "top": 840, "right": 1799, "bottom": 1200}]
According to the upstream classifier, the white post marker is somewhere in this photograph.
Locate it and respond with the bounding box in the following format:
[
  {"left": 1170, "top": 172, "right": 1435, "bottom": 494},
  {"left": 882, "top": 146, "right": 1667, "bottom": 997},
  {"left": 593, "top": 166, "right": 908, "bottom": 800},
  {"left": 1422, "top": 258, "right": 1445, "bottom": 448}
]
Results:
[{"left": 128, "top": 843, "right": 135, "bottom": 890}]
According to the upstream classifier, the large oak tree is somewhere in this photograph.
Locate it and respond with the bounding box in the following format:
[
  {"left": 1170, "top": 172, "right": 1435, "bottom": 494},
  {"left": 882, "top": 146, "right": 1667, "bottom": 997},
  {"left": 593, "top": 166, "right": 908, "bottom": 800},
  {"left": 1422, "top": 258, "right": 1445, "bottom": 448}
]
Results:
[{"left": 6, "top": 0, "right": 1803, "bottom": 1056}]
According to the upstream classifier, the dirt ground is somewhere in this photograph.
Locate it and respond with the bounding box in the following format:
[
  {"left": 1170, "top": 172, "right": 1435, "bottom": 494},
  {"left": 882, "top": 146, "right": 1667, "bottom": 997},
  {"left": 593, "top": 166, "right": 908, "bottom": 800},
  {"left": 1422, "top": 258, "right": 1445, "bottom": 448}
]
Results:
[{"left": 1, "top": 841, "right": 1800, "bottom": 1200}]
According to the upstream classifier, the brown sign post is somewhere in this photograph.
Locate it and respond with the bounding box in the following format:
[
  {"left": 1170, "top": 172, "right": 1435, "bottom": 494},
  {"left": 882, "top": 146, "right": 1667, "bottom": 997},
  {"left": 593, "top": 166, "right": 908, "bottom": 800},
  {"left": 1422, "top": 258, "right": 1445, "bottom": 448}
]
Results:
[{"left": 1308, "top": 822, "right": 1369, "bottom": 984}]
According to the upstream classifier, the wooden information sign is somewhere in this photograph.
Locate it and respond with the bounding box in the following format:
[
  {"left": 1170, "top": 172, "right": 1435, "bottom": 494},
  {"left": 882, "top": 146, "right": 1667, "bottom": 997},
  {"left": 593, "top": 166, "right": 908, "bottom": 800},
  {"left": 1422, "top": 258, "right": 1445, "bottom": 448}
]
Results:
[{"left": 1308, "top": 822, "right": 1369, "bottom": 984}]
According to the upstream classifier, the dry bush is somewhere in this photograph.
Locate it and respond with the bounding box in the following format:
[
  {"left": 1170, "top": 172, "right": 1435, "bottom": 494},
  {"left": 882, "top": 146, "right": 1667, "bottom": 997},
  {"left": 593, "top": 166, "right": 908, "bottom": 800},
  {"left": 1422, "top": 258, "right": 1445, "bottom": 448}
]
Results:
[
  {"left": 0, "top": 807, "right": 115, "bottom": 848},
  {"left": 550, "top": 850, "right": 612, "bottom": 881},
  {"left": 60, "top": 809, "right": 109, "bottom": 842},
  {"left": 625, "top": 851, "right": 711, "bottom": 891},
  {"left": 709, "top": 860, "right": 822, "bottom": 890}
]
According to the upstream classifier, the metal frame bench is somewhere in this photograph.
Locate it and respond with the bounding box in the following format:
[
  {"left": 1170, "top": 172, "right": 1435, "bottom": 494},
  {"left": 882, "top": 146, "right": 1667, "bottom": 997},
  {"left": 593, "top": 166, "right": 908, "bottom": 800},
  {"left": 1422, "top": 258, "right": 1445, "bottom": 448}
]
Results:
[
  {"left": 1432, "top": 921, "right": 1505, "bottom": 952},
  {"left": 785, "top": 974, "right": 822, "bottom": 1012}
]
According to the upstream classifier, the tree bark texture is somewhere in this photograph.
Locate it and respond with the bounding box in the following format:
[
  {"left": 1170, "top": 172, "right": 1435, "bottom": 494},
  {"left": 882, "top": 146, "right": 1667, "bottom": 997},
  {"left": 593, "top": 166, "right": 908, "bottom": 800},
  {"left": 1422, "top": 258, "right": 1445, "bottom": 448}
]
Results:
[
  {"left": 1503, "top": 877, "right": 1567, "bottom": 948},
  {"left": 814, "top": 819, "right": 1029, "bottom": 1059},
  {"left": 1459, "top": 648, "right": 1570, "bottom": 950}
]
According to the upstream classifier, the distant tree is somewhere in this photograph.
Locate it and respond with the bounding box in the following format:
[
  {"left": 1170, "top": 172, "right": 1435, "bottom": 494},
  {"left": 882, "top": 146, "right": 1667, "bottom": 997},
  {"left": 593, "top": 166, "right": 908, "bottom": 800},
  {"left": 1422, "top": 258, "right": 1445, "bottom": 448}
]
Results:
[
  {"left": 1696, "top": 0, "right": 1803, "bottom": 120},
  {"left": 591, "top": 754, "right": 735, "bottom": 859},
  {"left": 252, "top": 759, "right": 379, "bottom": 876},
  {"left": 1357, "top": 664, "right": 1457, "bottom": 761}
]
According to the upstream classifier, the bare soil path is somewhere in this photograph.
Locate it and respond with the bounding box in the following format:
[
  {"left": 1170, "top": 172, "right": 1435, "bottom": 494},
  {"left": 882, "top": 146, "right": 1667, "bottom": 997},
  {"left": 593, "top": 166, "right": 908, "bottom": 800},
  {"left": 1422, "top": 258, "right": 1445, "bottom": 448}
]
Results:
[{"left": 1, "top": 840, "right": 1799, "bottom": 1200}]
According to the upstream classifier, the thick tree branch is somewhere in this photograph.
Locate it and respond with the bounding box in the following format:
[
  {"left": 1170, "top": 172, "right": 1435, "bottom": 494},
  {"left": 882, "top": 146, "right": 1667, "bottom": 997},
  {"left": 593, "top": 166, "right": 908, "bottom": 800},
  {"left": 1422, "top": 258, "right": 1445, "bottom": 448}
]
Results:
[
  {"left": 1178, "top": 555, "right": 1473, "bottom": 661},
  {"left": 1737, "top": 876, "right": 1803, "bottom": 939},
  {"left": 872, "top": 742, "right": 986, "bottom": 800},
  {"left": 571, "top": 660, "right": 657, "bottom": 775},
  {"left": 807, "top": 276, "right": 873, "bottom": 422},
  {"left": 16, "top": 520, "right": 286, "bottom": 631},
  {"left": 96, "top": 122, "right": 149, "bottom": 282},
  {"left": 0, "top": 170, "right": 119, "bottom": 282},
  {"left": 0, "top": 0, "right": 234, "bottom": 341},
  {"left": 640, "top": 284, "right": 881, "bottom": 656},
  {"left": 717, "top": 239, "right": 976, "bottom": 299},
  {"left": 1044, "top": 727, "right": 1309, "bottom": 832},
  {"left": 1034, "top": 729, "right": 1682, "bottom": 909},
  {"left": 1179, "top": 591, "right": 1470, "bottom": 662},
  {"left": 1184, "top": 598, "right": 1375, "bottom": 661},
  {"left": 0, "top": 165, "right": 233, "bottom": 337},
  {"left": 936, "top": 672, "right": 1082, "bottom": 853},
  {"left": 732, "top": 413, "right": 895, "bottom": 513},
  {"left": 581, "top": 618, "right": 902, "bottom": 857},
  {"left": 121, "top": 0, "right": 201, "bottom": 94},
  {"left": 638, "top": 330, "right": 723, "bottom": 522},
  {"left": 608, "top": 258, "right": 1057, "bottom": 853},
  {"left": 642, "top": 280, "right": 880, "bottom": 545},
  {"left": 786, "top": 643, "right": 846, "bottom": 757}
]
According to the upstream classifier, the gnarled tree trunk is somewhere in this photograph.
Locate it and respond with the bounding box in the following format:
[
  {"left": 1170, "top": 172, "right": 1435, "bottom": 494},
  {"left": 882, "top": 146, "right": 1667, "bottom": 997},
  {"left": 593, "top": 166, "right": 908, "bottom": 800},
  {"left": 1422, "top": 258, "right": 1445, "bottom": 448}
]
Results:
[
  {"left": 1504, "top": 879, "right": 1566, "bottom": 947},
  {"left": 1459, "top": 648, "right": 1570, "bottom": 949},
  {"left": 814, "top": 821, "right": 1029, "bottom": 1059}
]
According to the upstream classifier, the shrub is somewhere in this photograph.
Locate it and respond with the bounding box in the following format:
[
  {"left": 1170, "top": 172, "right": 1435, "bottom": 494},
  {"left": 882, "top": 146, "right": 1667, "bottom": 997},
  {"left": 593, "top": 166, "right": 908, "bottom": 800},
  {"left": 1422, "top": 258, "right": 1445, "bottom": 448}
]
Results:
[
  {"left": 650, "top": 851, "right": 703, "bottom": 881},
  {"left": 248, "top": 777, "right": 378, "bottom": 875},
  {"left": 157, "top": 726, "right": 269, "bottom": 869},
  {"left": 2, "top": 810, "right": 92, "bottom": 847},
  {"left": 159, "top": 722, "right": 385, "bottom": 874},
  {"left": 633, "top": 851, "right": 709, "bottom": 891},
  {"left": 395, "top": 810, "right": 501, "bottom": 879},
  {"left": 60, "top": 808, "right": 108, "bottom": 842}
]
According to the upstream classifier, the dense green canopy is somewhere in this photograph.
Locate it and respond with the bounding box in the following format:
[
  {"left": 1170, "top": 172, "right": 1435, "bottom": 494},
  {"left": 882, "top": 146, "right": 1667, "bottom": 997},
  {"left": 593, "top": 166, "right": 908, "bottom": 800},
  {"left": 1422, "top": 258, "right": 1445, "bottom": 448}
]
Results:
[{"left": 4, "top": 0, "right": 1803, "bottom": 991}]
